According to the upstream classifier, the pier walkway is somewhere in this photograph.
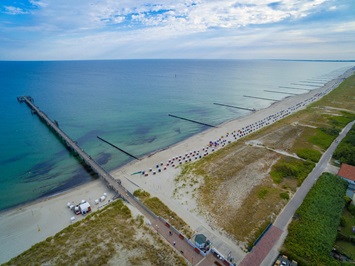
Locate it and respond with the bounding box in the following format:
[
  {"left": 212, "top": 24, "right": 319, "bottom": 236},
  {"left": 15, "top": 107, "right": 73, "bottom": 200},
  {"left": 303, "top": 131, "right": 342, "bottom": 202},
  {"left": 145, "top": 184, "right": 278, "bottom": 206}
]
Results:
[
  {"left": 17, "top": 96, "right": 211, "bottom": 265},
  {"left": 17, "top": 96, "right": 125, "bottom": 198}
]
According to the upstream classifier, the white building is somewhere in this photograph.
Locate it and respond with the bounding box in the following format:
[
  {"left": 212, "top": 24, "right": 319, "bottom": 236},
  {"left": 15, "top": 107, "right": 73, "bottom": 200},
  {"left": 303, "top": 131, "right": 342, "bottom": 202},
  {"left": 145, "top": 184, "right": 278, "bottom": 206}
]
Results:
[{"left": 79, "top": 202, "right": 91, "bottom": 214}]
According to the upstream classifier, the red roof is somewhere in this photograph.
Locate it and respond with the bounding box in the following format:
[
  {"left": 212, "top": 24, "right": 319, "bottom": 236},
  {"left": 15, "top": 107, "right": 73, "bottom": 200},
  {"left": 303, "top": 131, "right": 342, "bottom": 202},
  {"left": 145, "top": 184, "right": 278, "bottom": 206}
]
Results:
[{"left": 338, "top": 164, "right": 355, "bottom": 181}]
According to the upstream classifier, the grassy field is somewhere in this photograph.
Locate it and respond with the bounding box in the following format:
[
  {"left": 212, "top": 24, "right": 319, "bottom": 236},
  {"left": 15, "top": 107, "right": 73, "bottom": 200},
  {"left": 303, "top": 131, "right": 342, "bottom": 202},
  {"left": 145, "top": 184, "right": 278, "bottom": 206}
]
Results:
[
  {"left": 282, "top": 173, "right": 348, "bottom": 265},
  {"left": 270, "top": 157, "right": 315, "bottom": 185},
  {"left": 176, "top": 73, "right": 355, "bottom": 246},
  {"left": 4, "top": 200, "right": 187, "bottom": 266}
]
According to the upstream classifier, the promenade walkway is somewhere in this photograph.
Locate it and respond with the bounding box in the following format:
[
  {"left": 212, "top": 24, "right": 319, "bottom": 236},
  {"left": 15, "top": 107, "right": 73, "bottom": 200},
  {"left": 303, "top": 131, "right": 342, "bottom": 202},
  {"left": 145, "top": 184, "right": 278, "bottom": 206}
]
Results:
[{"left": 240, "top": 120, "right": 355, "bottom": 266}]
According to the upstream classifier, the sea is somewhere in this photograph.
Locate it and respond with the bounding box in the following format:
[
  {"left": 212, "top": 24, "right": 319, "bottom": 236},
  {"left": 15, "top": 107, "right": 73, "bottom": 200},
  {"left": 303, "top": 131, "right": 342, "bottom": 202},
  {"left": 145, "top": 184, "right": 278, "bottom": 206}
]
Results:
[{"left": 0, "top": 59, "right": 353, "bottom": 211}]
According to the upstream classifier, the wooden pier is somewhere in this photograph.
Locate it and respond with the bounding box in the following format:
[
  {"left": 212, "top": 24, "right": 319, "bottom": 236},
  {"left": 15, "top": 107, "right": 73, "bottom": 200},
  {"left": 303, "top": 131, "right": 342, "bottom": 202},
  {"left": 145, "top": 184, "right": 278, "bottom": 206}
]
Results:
[{"left": 17, "top": 96, "right": 128, "bottom": 199}]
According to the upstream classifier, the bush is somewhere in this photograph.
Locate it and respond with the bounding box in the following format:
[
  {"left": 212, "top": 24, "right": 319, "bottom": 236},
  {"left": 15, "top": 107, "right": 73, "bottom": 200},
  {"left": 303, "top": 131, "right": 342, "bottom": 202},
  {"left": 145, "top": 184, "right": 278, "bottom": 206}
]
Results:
[
  {"left": 296, "top": 148, "right": 322, "bottom": 163},
  {"left": 270, "top": 157, "right": 315, "bottom": 185},
  {"left": 309, "top": 127, "right": 338, "bottom": 150},
  {"left": 344, "top": 196, "right": 352, "bottom": 206},
  {"left": 320, "top": 126, "right": 340, "bottom": 136},
  {"left": 280, "top": 192, "right": 290, "bottom": 200},
  {"left": 328, "top": 112, "right": 355, "bottom": 128},
  {"left": 133, "top": 189, "right": 150, "bottom": 199},
  {"left": 347, "top": 205, "right": 355, "bottom": 216},
  {"left": 258, "top": 187, "right": 269, "bottom": 199},
  {"left": 283, "top": 173, "right": 348, "bottom": 265},
  {"left": 333, "top": 124, "right": 355, "bottom": 166},
  {"left": 340, "top": 216, "right": 347, "bottom": 227}
]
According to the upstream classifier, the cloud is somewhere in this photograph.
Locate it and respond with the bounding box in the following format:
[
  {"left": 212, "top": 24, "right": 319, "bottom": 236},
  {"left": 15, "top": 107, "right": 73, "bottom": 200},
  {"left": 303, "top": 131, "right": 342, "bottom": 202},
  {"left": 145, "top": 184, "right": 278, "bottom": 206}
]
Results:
[
  {"left": 6, "top": 0, "right": 332, "bottom": 33},
  {"left": 3, "top": 6, "right": 28, "bottom": 15},
  {"left": 0, "top": 0, "right": 354, "bottom": 60}
]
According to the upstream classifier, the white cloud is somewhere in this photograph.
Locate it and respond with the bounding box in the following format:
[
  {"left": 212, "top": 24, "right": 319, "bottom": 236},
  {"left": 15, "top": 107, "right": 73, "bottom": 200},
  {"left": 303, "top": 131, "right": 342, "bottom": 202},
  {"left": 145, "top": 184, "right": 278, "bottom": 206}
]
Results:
[
  {"left": 1, "top": 0, "right": 354, "bottom": 60},
  {"left": 331, "top": 21, "right": 355, "bottom": 33},
  {"left": 29, "top": 0, "right": 47, "bottom": 8},
  {"left": 16, "top": 0, "right": 332, "bottom": 33},
  {"left": 3, "top": 6, "right": 28, "bottom": 15}
]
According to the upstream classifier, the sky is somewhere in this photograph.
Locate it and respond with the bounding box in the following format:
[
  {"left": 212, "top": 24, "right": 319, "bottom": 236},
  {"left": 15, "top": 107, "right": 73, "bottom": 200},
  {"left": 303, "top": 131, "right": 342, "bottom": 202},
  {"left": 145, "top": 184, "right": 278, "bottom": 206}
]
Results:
[{"left": 0, "top": 0, "right": 354, "bottom": 60}]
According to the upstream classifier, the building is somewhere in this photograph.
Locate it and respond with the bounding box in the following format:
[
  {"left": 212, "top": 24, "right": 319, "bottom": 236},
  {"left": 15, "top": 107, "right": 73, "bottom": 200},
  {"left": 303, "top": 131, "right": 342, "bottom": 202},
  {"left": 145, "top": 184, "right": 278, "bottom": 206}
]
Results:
[
  {"left": 338, "top": 163, "right": 355, "bottom": 186},
  {"left": 79, "top": 201, "right": 91, "bottom": 215},
  {"left": 194, "top": 234, "right": 207, "bottom": 249}
]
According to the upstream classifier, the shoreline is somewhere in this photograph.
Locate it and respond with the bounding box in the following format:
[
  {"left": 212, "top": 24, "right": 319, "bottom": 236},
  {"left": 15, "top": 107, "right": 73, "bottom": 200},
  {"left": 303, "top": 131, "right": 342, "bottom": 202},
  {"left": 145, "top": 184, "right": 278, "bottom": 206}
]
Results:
[{"left": 0, "top": 67, "right": 354, "bottom": 264}]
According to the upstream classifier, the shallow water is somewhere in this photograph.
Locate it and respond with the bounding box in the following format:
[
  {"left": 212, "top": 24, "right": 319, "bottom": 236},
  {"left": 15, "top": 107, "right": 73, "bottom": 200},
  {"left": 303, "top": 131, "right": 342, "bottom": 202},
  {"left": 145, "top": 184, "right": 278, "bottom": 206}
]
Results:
[{"left": 0, "top": 59, "right": 353, "bottom": 211}]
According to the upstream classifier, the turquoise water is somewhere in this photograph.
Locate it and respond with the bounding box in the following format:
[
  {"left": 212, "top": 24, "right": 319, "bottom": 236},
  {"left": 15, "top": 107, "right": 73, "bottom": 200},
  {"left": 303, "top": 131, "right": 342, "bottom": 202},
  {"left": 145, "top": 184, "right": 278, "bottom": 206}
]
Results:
[{"left": 0, "top": 60, "right": 353, "bottom": 211}]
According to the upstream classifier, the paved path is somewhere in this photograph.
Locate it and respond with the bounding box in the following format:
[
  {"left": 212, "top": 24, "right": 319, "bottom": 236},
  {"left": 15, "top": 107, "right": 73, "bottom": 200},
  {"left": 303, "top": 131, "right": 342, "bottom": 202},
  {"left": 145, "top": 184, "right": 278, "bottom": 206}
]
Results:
[
  {"left": 239, "top": 120, "right": 355, "bottom": 266},
  {"left": 239, "top": 226, "right": 283, "bottom": 266},
  {"left": 153, "top": 218, "right": 204, "bottom": 265}
]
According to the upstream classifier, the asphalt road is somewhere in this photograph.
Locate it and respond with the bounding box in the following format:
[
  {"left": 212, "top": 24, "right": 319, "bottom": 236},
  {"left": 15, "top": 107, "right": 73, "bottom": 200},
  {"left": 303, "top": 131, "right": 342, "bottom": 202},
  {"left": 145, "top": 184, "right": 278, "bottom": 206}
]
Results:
[
  {"left": 259, "top": 120, "right": 355, "bottom": 266},
  {"left": 274, "top": 120, "right": 355, "bottom": 230}
]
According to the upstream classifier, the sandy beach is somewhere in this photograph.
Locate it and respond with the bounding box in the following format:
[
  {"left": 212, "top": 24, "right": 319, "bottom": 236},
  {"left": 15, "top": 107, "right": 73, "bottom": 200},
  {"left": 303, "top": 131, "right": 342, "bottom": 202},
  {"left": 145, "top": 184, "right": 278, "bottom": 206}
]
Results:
[{"left": 0, "top": 68, "right": 353, "bottom": 264}]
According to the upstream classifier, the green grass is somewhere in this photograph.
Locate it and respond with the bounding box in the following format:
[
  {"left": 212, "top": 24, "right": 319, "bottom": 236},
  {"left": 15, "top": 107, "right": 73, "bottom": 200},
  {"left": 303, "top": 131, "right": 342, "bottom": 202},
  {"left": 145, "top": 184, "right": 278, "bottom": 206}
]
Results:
[
  {"left": 311, "top": 74, "right": 355, "bottom": 113},
  {"left": 270, "top": 157, "right": 315, "bottom": 185},
  {"left": 309, "top": 112, "right": 355, "bottom": 153},
  {"left": 175, "top": 74, "right": 355, "bottom": 246},
  {"left": 282, "top": 173, "right": 348, "bottom": 265},
  {"left": 258, "top": 187, "right": 269, "bottom": 199},
  {"left": 328, "top": 112, "right": 355, "bottom": 128},
  {"left": 341, "top": 209, "right": 355, "bottom": 235},
  {"left": 280, "top": 192, "right": 290, "bottom": 200},
  {"left": 334, "top": 241, "right": 355, "bottom": 260},
  {"left": 4, "top": 199, "right": 187, "bottom": 266},
  {"left": 335, "top": 207, "right": 355, "bottom": 260},
  {"left": 334, "top": 124, "right": 355, "bottom": 166},
  {"left": 296, "top": 148, "right": 322, "bottom": 163},
  {"left": 309, "top": 127, "right": 338, "bottom": 150}
]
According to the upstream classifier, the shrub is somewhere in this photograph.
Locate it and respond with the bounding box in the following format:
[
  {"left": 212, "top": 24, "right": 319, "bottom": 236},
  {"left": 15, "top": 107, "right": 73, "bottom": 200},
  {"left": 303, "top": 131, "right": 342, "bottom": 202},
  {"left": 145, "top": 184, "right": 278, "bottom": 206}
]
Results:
[
  {"left": 333, "top": 124, "right": 355, "bottom": 166},
  {"left": 344, "top": 196, "right": 352, "bottom": 206},
  {"left": 347, "top": 205, "right": 355, "bottom": 216},
  {"left": 340, "top": 216, "right": 347, "bottom": 227},
  {"left": 320, "top": 126, "right": 340, "bottom": 136},
  {"left": 309, "top": 128, "right": 337, "bottom": 150},
  {"left": 296, "top": 148, "right": 322, "bottom": 163},
  {"left": 283, "top": 173, "right": 348, "bottom": 265},
  {"left": 258, "top": 188, "right": 269, "bottom": 199},
  {"left": 280, "top": 192, "right": 290, "bottom": 200},
  {"left": 133, "top": 189, "right": 150, "bottom": 199},
  {"left": 270, "top": 157, "right": 315, "bottom": 185}
]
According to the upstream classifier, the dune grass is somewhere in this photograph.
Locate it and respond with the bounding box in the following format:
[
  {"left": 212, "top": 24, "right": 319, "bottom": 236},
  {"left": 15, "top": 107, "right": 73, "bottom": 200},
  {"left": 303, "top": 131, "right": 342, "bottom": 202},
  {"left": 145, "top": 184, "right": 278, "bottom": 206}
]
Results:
[
  {"left": 176, "top": 73, "right": 355, "bottom": 245},
  {"left": 4, "top": 199, "right": 187, "bottom": 266},
  {"left": 134, "top": 189, "right": 193, "bottom": 238}
]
